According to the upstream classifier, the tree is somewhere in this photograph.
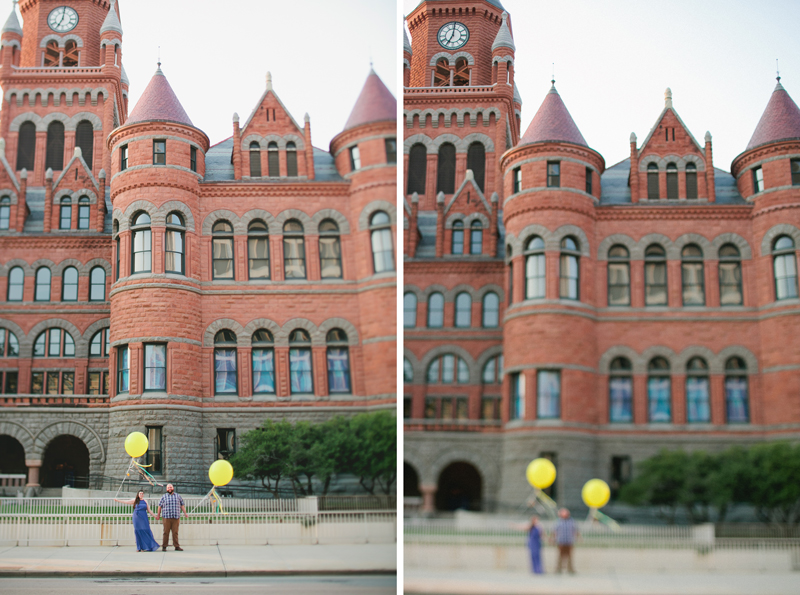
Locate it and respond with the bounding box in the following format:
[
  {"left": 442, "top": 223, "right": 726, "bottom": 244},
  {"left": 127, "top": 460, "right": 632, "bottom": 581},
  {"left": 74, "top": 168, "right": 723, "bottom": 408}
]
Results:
[
  {"left": 349, "top": 411, "right": 397, "bottom": 494},
  {"left": 229, "top": 419, "right": 293, "bottom": 498},
  {"left": 619, "top": 449, "right": 688, "bottom": 524},
  {"left": 746, "top": 442, "right": 800, "bottom": 527}
]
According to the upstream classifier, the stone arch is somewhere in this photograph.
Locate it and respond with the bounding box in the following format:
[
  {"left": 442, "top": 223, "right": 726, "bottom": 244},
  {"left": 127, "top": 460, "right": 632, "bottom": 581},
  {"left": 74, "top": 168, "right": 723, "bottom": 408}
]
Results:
[
  {"left": 8, "top": 112, "right": 42, "bottom": 132},
  {"left": 477, "top": 283, "right": 505, "bottom": 305},
  {"left": 517, "top": 224, "right": 552, "bottom": 253},
  {"left": 82, "top": 318, "right": 111, "bottom": 346},
  {"left": 491, "top": 54, "right": 514, "bottom": 65},
  {"left": 40, "top": 34, "right": 64, "bottom": 48},
  {"left": 420, "top": 345, "right": 479, "bottom": 385},
  {"left": 54, "top": 188, "right": 98, "bottom": 204},
  {"left": 25, "top": 318, "right": 85, "bottom": 358},
  {"left": 242, "top": 318, "right": 282, "bottom": 347},
  {"left": 112, "top": 208, "right": 126, "bottom": 233},
  {"left": 463, "top": 213, "right": 490, "bottom": 229},
  {"left": 317, "top": 318, "right": 360, "bottom": 346},
  {"left": 444, "top": 212, "right": 465, "bottom": 229},
  {"left": 123, "top": 200, "right": 157, "bottom": 225},
  {"left": 85, "top": 259, "right": 111, "bottom": 278},
  {"left": 52, "top": 258, "right": 83, "bottom": 278},
  {"left": 674, "top": 233, "right": 713, "bottom": 258},
  {"left": 682, "top": 154, "right": 706, "bottom": 171},
  {"left": 427, "top": 449, "right": 494, "bottom": 489},
  {"left": 310, "top": 209, "right": 351, "bottom": 234},
  {"left": 100, "top": 38, "right": 122, "bottom": 48},
  {"left": 0, "top": 188, "right": 19, "bottom": 205},
  {"left": 358, "top": 200, "right": 397, "bottom": 231},
  {"left": 431, "top": 133, "right": 463, "bottom": 152},
  {"left": 0, "top": 259, "right": 34, "bottom": 277},
  {"left": 202, "top": 209, "right": 243, "bottom": 235},
  {"left": 639, "top": 154, "right": 663, "bottom": 171},
  {"left": 445, "top": 283, "right": 480, "bottom": 302},
  {"left": 675, "top": 345, "right": 718, "bottom": 375},
  {"left": 61, "top": 34, "right": 83, "bottom": 48},
  {"left": 552, "top": 224, "right": 590, "bottom": 256},
  {"left": 451, "top": 51, "right": 475, "bottom": 65},
  {"left": 476, "top": 344, "right": 504, "bottom": 380},
  {"left": 32, "top": 420, "right": 105, "bottom": 462},
  {"left": 717, "top": 346, "right": 758, "bottom": 374},
  {"left": 68, "top": 112, "right": 102, "bottom": 132},
  {"left": 281, "top": 318, "right": 320, "bottom": 346},
  {"left": 403, "top": 284, "right": 425, "bottom": 303},
  {"left": 403, "top": 133, "right": 435, "bottom": 153},
  {"left": 41, "top": 112, "right": 70, "bottom": 132},
  {"left": 241, "top": 134, "right": 264, "bottom": 151},
  {"left": 429, "top": 51, "right": 454, "bottom": 66},
  {"left": 598, "top": 345, "right": 643, "bottom": 375},
  {"left": 421, "top": 283, "right": 448, "bottom": 301},
  {"left": 0, "top": 420, "right": 35, "bottom": 456},
  {"left": 634, "top": 233, "right": 675, "bottom": 260},
  {"left": 203, "top": 319, "right": 247, "bottom": 348},
  {"left": 504, "top": 232, "right": 518, "bottom": 262},
  {"left": 460, "top": 132, "right": 494, "bottom": 153},
  {"left": 157, "top": 201, "right": 196, "bottom": 232},
  {"left": 760, "top": 223, "right": 800, "bottom": 256},
  {"left": 641, "top": 346, "right": 678, "bottom": 372},
  {"left": 241, "top": 209, "right": 278, "bottom": 235},
  {"left": 597, "top": 234, "right": 637, "bottom": 261},
  {"left": 282, "top": 134, "right": 305, "bottom": 150},
  {"left": 1, "top": 39, "right": 20, "bottom": 50},
  {"left": 275, "top": 209, "right": 313, "bottom": 232},
  {"left": 403, "top": 348, "right": 421, "bottom": 384},
  {"left": 711, "top": 233, "right": 752, "bottom": 260}
]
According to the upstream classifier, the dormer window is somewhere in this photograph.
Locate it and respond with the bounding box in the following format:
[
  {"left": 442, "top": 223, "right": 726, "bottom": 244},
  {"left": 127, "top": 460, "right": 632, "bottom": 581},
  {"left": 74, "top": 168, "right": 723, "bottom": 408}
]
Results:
[
  {"left": 286, "top": 142, "right": 298, "bottom": 176},
  {"left": 686, "top": 162, "right": 698, "bottom": 198},
  {"left": 267, "top": 142, "right": 279, "bottom": 176},
  {"left": 666, "top": 162, "right": 678, "bottom": 199},
  {"left": 249, "top": 142, "right": 261, "bottom": 177},
  {"left": 752, "top": 166, "right": 764, "bottom": 193},
  {"left": 453, "top": 57, "right": 469, "bottom": 86},
  {"left": 647, "top": 163, "right": 659, "bottom": 199}
]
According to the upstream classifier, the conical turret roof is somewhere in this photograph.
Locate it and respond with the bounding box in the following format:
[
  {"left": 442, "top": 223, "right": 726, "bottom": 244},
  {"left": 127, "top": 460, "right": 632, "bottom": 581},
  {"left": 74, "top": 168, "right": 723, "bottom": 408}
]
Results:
[
  {"left": 343, "top": 69, "right": 396, "bottom": 131},
  {"left": 403, "top": 26, "right": 412, "bottom": 55},
  {"left": 746, "top": 80, "right": 800, "bottom": 150},
  {"left": 2, "top": 5, "right": 22, "bottom": 35},
  {"left": 100, "top": 0, "right": 123, "bottom": 35},
  {"left": 492, "top": 12, "right": 515, "bottom": 52},
  {"left": 519, "top": 83, "right": 587, "bottom": 147},
  {"left": 127, "top": 66, "right": 193, "bottom": 127}
]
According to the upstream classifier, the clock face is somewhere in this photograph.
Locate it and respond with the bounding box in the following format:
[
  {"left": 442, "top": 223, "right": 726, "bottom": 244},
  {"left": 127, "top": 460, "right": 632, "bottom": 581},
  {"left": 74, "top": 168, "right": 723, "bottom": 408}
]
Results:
[
  {"left": 47, "top": 6, "right": 79, "bottom": 33},
  {"left": 438, "top": 22, "right": 469, "bottom": 50}
]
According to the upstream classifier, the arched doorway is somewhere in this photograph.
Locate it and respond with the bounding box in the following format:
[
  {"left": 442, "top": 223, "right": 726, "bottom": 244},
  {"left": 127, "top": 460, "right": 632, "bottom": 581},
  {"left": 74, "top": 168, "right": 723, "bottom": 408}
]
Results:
[
  {"left": 436, "top": 462, "right": 482, "bottom": 512},
  {"left": 404, "top": 462, "right": 421, "bottom": 498},
  {"left": 41, "top": 435, "right": 89, "bottom": 488},
  {"left": 0, "top": 435, "right": 27, "bottom": 479}
]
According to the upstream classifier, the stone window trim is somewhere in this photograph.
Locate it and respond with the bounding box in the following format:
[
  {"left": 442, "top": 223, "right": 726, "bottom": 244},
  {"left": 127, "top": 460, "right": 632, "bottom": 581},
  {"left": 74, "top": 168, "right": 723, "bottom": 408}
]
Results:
[
  {"left": 358, "top": 200, "right": 396, "bottom": 232},
  {"left": 403, "top": 132, "right": 495, "bottom": 154},
  {"left": 506, "top": 224, "right": 591, "bottom": 258},
  {"left": 200, "top": 208, "right": 350, "bottom": 237},
  {"left": 114, "top": 201, "right": 196, "bottom": 234},
  {"left": 240, "top": 133, "right": 305, "bottom": 152},
  {"left": 27, "top": 420, "right": 106, "bottom": 463},
  {"left": 638, "top": 153, "right": 706, "bottom": 172},
  {"left": 759, "top": 223, "right": 800, "bottom": 257},
  {"left": 9, "top": 111, "right": 102, "bottom": 132},
  {"left": 428, "top": 51, "right": 475, "bottom": 67},
  {"left": 419, "top": 345, "right": 479, "bottom": 386},
  {"left": 332, "top": 133, "right": 395, "bottom": 158},
  {"left": 52, "top": 188, "right": 98, "bottom": 205},
  {"left": 444, "top": 212, "right": 489, "bottom": 230},
  {"left": 402, "top": 349, "right": 421, "bottom": 385},
  {"left": 202, "top": 317, "right": 359, "bottom": 349},
  {"left": 733, "top": 153, "right": 800, "bottom": 181},
  {"left": 598, "top": 344, "right": 757, "bottom": 376},
  {"left": 404, "top": 107, "right": 502, "bottom": 129},
  {"left": 39, "top": 34, "right": 84, "bottom": 49}
]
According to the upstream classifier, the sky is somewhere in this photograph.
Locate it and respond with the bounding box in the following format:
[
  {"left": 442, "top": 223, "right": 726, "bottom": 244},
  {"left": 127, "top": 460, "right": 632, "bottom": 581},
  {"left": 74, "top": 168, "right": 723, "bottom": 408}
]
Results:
[
  {"left": 4, "top": 0, "right": 396, "bottom": 149},
  {"left": 403, "top": 0, "right": 800, "bottom": 171}
]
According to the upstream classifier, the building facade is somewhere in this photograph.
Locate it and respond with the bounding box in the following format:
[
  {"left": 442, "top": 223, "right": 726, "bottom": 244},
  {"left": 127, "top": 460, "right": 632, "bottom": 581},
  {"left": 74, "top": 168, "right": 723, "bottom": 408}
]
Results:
[
  {"left": 403, "top": 0, "right": 800, "bottom": 512},
  {"left": 0, "top": 0, "right": 397, "bottom": 491}
]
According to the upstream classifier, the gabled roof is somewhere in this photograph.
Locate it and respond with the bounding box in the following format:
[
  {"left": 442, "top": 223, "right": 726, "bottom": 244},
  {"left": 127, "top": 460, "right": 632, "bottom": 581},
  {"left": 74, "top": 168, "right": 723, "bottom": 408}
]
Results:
[
  {"left": 240, "top": 73, "right": 304, "bottom": 135},
  {"left": 492, "top": 12, "right": 515, "bottom": 52},
  {"left": 746, "top": 79, "right": 800, "bottom": 150},
  {"left": 444, "top": 171, "right": 492, "bottom": 216},
  {"left": 519, "top": 83, "right": 586, "bottom": 147},
  {"left": 100, "top": 0, "right": 123, "bottom": 36},
  {"left": 54, "top": 147, "right": 100, "bottom": 192},
  {"left": 637, "top": 88, "right": 703, "bottom": 154},
  {"left": 2, "top": 6, "right": 22, "bottom": 35},
  {"left": 343, "top": 69, "right": 396, "bottom": 131},
  {"left": 127, "top": 66, "right": 194, "bottom": 127}
]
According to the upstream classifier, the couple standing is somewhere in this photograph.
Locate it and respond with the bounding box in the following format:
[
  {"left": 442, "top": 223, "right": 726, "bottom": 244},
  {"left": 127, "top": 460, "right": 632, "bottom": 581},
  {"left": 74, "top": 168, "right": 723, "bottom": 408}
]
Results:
[{"left": 115, "top": 483, "right": 188, "bottom": 552}]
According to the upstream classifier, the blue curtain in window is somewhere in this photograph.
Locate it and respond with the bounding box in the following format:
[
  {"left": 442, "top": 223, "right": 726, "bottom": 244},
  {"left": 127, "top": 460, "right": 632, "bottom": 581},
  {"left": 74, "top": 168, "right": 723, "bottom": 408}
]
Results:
[
  {"left": 609, "top": 377, "right": 632, "bottom": 422},
  {"left": 725, "top": 377, "right": 749, "bottom": 422},
  {"left": 537, "top": 371, "right": 560, "bottom": 418},
  {"left": 290, "top": 348, "right": 313, "bottom": 393},
  {"left": 648, "top": 377, "right": 671, "bottom": 422},
  {"left": 253, "top": 349, "right": 275, "bottom": 393},
  {"left": 686, "top": 377, "right": 710, "bottom": 422},
  {"left": 215, "top": 349, "right": 237, "bottom": 393},
  {"left": 327, "top": 348, "right": 351, "bottom": 393}
]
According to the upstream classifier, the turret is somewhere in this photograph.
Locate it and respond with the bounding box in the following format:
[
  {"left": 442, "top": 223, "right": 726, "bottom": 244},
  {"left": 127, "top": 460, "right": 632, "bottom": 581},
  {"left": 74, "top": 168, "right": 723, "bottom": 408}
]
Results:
[
  {"left": 1, "top": 2, "right": 22, "bottom": 68},
  {"left": 100, "top": 0, "right": 123, "bottom": 70},
  {"left": 491, "top": 11, "right": 515, "bottom": 89}
]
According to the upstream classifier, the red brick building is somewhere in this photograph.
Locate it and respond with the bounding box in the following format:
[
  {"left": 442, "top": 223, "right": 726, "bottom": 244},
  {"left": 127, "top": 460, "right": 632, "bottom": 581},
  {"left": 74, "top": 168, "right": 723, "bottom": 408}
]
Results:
[
  {"left": 0, "top": 0, "right": 397, "bottom": 490},
  {"left": 403, "top": 0, "right": 800, "bottom": 512}
]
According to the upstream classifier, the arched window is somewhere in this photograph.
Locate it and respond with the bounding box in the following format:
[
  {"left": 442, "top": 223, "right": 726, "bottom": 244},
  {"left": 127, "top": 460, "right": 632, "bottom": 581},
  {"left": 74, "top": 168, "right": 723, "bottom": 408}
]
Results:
[
  {"left": 685, "top": 162, "right": 698, "bottom": 199},
  {"left": 33, "top": 328, "right": 74, "bottom": 357},
  {"left": 61, "top": 266, "right": 78, "bottom": 301},
  {"left": 434, "top": 57, "right": 449, "bottom": 87},
  {"left": 467, "top": 142, "right": 485, "bottom": 191},
  {"left": 427, "top": 292, "right": 444, "bottom": 327},
  {"left": 0, "top": 196, "right": 10, "bottom": 230},
  {"left": 681, "top": 244, "right": 704, "bottom": 305},
  {"left": 644, "top": 244, "right": 667, "bottom": 305},
  {"left": 45, "top": 121, "right": 65, "bottom": 171},
  {"left": 0, "top": 328, "right": 19, "bottom": 357},
  {"left": 454, "top": 292, "right": 472, "bottom": 328},
  {"left": 609, "top": 357, "right": 633, "bottom": 423},
  {"left": 247, "top": 220, "right": 269, "bottom": 279},
  {"left": 59, "top": 197, "right": 71, "bottom": 229},
  {"left": 403, "top": 358, "right": 414, "bottom": 383},
  {"left": 165, "top": 212, "right": 185, "bottom": 275},
  {"left": 607, "top": 245, "right": 630, "bottom": 306},
  {"left": 44, "top": 40, "right": 59, "bottom": 66},
  {"left": 482, "top": 355, "right": 503, "bottom": 384},
  {"left": 252, "top": 329, "right": 275, "bottom": 394},
  {"left": 451, "top": 220, "right": 464, "bottom": 255},
  {"left": 436, "top": 143, "right": 456, "bottom": 194},
  {"left": 560, "top": 237, "right": 580, "bottom": 300},
  {"left": 283, "top": 220, "right": 306, "bottom": 279},
  {"left": 725, "top": 357, "right": 749, "bottom": 423},
  {"left": 327, "top": 329, "right": 351, "bottom": 394},
  {"left": 35, "top": 267, "right": 51, "bottom": 301},
  {"left": 470, "top": 221, "right": 483, "bottom": 255},
  {"left": 647, "top": 162, "right": 659, "bottom": 199},
  {"left": 89, "top": 328, "right": 110, "bottom": 357},
  {"left": 212, "top": 220, "right": 234, "bottom": 279},
  {"left": 719, "top": 244, "right": 742, "bottom": 306},
  {"left": 319, "top": 219, "right": 342, "bottom": 279},
  {"left": 16, "top": 121, "right": 36, "bottom": 171},
  {"left": 403, "top": 292, "right": 417, "bottom": 328},
  {"left": 453, "top": 57, "right": 469, "bottom": 86},
  {"left": 647, "top": 357, "right": 671, "bottom": 422},
  {"left": 214, "top": 329, "right": 238, "bottom": 395},
  {"left": 267, "top": 141, "right": 279, "bottom": 177},
  {"left": 249, "top": 141, "right": 261, "bottom": 177},
  {"left": 76, "top": 120, "right": 93, "bottom": 169},
  {"left": 773, "top": 235, "right": 798, "bottom": 300},
  {"left": 78, "top": 196, "right": 90, "bottom": 229},
  {"left": 666, "top": 162, "right": 678, "bottom": 199},
  {"left": 406, "top": 143, "right": 427, "bottom": 195},
  {"left": 686, "top": 357, "right": 710, "bottom": 423},
  {"left": 7, "top": 267, "right": 24, "bottom": 301},
  {"left": 370, "top": 211, "right": 394, "bottom": 273},
  {"left": 289, "top": 329, "right": 313, "bottom": 394},
  {"left": 131, "top": 212, "right": 152, "bottom": 273},
  {"left": 90, "top": 266, "right": 106, "bottom": 301},
  {"left": 482, "top": 292, "right": 499, "bottom": 327},
  {"left": 525, "top": 236, "right": 545, "bottom": 299},
  {"left": 427, "top": 354, "right": 469, "bottom": 384},
  {"left": 63, "top": 40, "right": 78, "bottom": 66},
  {"left": 286, "top": 141, "right": 298, "bottom": 177}
]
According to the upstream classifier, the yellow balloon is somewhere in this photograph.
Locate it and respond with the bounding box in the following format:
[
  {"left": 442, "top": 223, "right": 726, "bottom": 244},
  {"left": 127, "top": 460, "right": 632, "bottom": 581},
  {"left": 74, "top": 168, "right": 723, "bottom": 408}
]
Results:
[
  {"left": 526, "top": 458, "right": 556, "bottom": 489},
  {"left": 209, "top": 460, "right": 234, "bottom": 487},
  {"left": 124, "top": 432, "right": 149, "bottom": 458},
  {"left": 582, "top": 479, "right": 611, "bottom": 508}
]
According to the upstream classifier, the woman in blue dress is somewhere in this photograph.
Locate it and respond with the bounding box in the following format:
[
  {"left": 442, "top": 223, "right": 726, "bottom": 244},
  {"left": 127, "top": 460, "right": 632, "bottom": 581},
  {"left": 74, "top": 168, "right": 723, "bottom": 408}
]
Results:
[
  {"left": 527, "top": 515, "right": 544, "bottom": 574},
  {"left": 115, "top": 490, "right": 160, "bottom": 551}
]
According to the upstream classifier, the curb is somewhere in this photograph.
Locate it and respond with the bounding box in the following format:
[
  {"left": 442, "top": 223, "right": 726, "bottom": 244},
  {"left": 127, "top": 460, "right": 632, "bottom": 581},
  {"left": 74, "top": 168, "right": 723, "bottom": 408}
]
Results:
[{"left": 0, "top": 569, "right": 397, "bottom": 578}]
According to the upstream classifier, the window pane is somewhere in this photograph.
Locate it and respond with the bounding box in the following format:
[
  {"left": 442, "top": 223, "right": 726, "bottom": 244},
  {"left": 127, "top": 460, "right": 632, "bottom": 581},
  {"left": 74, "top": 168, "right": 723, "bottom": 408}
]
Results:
[
  {"left": 144, "top": 344, "right": 166, "bottom": 390},
  {"left": 645, "top": 263, "right": 668, "bottom": 305},
  {"left": 166, "top": 231, "right": 184, "bottom": 274},
  {"left": 428, "top": 294, "right": 444, "bottom": 327},
  {"left": 719, "top": 262, "right": 743, "bottom": 305},
  {"left": 88, "top": 372, "right": 101, "bottom": 395},
  {"left": 319, "top": 236, "right": 342, "bottom": 278},
  {"left": 609, "top": 377, "right": 633, "bottom": 422},
  {"left": 31, "top": 372, "right": 44, "bottom": 394},
  {"left": 327, "top": 347, "right": 351, "bottom": 393},
  {"left": 60, "top": 205, "right": 71, "bottom": 229},
  {"left": 63, "top": 333, "right": 74, "bottom": 357},
  {"left": 648, "top": 377, "right": 671, "bottom": 422},
  {"left": 62, "top": 372, "right": 74, "bottom": 395},
  {"left": 118, "top": 347, "right": 129, "bottom": 393},
  {"left": 427, "top": 359, "right": 439, "bottom": 383},
  {"left": 470, "top": 228, "right": 483, "bottom": 255},
  {"left": 560, "top": 254, "right": 579, "bottom": 299},
  {"left": 510, "top": 373, "right": 525, "bottom": 420},
  {"left": 452, "top": 229, "right": 464, "bottom": 255},
  {"left": 284, "top": 237, "right": 306, "bottom": 279},
  {"left": 46, "top": 372, "right": 60, "bottom": 394},
  {"left": 8, "top": 268, "right": 24, "bottom": 301},
  {"left": 90, "top": 268, "right": 105, "bottom": 301},
  {"left": 248, "top": 237, "right": 270, "bottom": 279},
  {"left": 725, "top": 377, "right": 749, "bottom": 423},
  {"left": 775, "top": 254, "right": 798, "bottom": 299},
  {"left": 442, "top": 355, "right": 455, "bottom": 384},
  {"left": 49, "top": 329, "right": 61, "bottom": 356},
  {"left": 371, "top": 228, "right": 394, "bottom": 273},
  {"left": 526, "top": 254, "right": 545, "bottom": 298},
  {"left": 457, "top": 358, "right": 469, "bottom": 384},
  {"left": 455, "top": 294, "right": 471, "bottom": 327},
  {"left": 404, "top": 293, "right": 417, "bottom": 328},
  {"left": 79, "top": 205, "right": 90, "bottom": 229},
  {"left": 36, "top": 269, "right": 51, "bottom": 301},
  {"left": 482, "top": 293, "right": 499, "bottom": 327},
  {"left": 682, "top": 263, "right": 705, "bottom": 305},
  {"left": 214, "top": 348, "right": 238, "bottom": 393},
  {"left": 289, "top": 348, "right": 313, "bottom": 393},
  {"left": 213, "top": 238, "right": 234, "bottom": 279},
  {"left": 686, "top": 376, "right": 710, "bottom": 422},
  {"left": 62, "top": 268, "right": 78, "bottom": 301},
  {"left": 537, "top": 371, "right": 560, "bottom": 418},
  {"left": 252, "top": 348, "right": 275, "bottom": 393}
]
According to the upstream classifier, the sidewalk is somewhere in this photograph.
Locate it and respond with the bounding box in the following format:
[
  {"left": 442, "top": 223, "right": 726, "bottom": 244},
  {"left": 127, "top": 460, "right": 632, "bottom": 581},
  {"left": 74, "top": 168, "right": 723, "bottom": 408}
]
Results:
[
  {"left": 0, "top": 544, "right": 396, "bottom": 577},
  {"left": 404, "top": 569, "right": 799, "bottom": 595}
]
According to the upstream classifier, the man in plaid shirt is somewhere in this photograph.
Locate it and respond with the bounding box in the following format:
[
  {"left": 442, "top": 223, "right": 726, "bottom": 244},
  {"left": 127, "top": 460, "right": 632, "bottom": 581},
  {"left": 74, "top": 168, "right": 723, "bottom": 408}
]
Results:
[{"left": 156, "top": 484, "right": 187, "bottom": 551}]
